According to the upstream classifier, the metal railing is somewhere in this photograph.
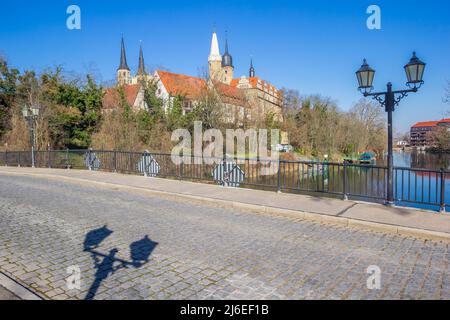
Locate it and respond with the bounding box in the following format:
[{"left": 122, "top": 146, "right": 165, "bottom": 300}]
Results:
[{"left": 0, "top": 149, "right": 447, "bottom": 212}]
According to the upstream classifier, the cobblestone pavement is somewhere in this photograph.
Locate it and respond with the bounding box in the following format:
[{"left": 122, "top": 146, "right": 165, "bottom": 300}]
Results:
[{"left": 0, "top": 174, "right": 448, "bottom": 300}]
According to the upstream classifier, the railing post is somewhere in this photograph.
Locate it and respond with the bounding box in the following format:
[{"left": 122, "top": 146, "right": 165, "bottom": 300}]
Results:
[
  {"left": 222, "top": 153, "right": 228, "bottom": 187},
  {"left": 440, "top": 168, "right": 446, "bottom": 213},
  {"left": 88, "top": 148, "right": 92, "bottom": 171},
  {"left": 223, "top": 154, "right": 226, "bottom": 186},
  {"left": 179, "top": 156, "right": 184, "bottom": 180},
  {"left": 277, "top": 159, "right": 281, "bottom": 193},
  {"left": 4, "top": 150, "right": 7, "bottom": 167},
  {"left": 66, "top": 148, "right": 70, "bottom": 169},
  {"left": 343, "top": 162, "right": 348, "bottom": 201},
  {"left": 18, "top": 152, "right": 21, "bottom": 167},
  {"left": 113, "top": 150, "right": 117, "bottom": 173},
  {"left": 143, "top": 150, "right": 149, "bottom": 177},
  {"left": 47, "top": 147, "right": 51, "bottom": 168}
]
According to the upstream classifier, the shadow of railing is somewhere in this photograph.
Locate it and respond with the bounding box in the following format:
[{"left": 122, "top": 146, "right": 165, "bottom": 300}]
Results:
[{"left": 83, "top": 225, "right": 158, "bottom": 300}]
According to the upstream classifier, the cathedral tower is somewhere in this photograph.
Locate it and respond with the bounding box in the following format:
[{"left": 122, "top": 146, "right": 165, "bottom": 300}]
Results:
[
  {"left": 208, "top": 31, "right": 222, "bottom": 81},
  {"left": 117, "top": 36, "right": 131, "bottom": 85},
  {"left": 137, "top": 41, "right": 146, "bottom": 81},
  {"left": 221, "top": 36, "right": 234, "bottom": 85},
  {"left": 249, "top": 58, "right": 255, "bottom": 78}
]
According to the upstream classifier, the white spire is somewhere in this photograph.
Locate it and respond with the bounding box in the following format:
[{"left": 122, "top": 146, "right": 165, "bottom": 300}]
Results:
[{"left": 208, "top": 32, "right": 222, "bottom": 62}]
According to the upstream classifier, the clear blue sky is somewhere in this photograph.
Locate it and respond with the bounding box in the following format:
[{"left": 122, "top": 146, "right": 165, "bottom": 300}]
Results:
[{"left": 0, "top": 0, "right": 449, "bottom": 133}]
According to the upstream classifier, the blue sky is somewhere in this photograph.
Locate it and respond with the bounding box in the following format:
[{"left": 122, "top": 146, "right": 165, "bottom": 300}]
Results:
[{"left": 0, "top": 0, "right": 449, "bottom": 133}]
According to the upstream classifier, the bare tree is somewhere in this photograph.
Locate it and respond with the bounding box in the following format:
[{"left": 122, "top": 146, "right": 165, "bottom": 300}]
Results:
[
  {"left": 347, "top": 99, "right": 386, "bottom": 154},
  {"left": 349, "top": 99, "right": 384, "bottom": 132},
  {"left": 194, "top": 83, "right": 225, "bottom": 130},
  {"left": 445, "top": 80, "right": 450, "bottom": 105},
  {"left": 281, "top": 88, "right": 301, "bottom": 115},
  {"left": 428, "top": 126, "right": 450, "bottom": 151}
]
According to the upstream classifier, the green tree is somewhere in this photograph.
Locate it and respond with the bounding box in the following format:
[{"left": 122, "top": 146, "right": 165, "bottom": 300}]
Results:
[
  {"left": 167, "top": 95, "right": 184, "bottom": 131},
  {"left": 143, "top": 79, "right": 164, "bottom": 124},
  {"left": 135, "top": 109, "right": 152, "bottom": 144},
  {"left": 0, "top": 58, "right": 19, "bottom": 138},
  {"left": 47, "top": 73, "right": 103, "bottom": 148}
]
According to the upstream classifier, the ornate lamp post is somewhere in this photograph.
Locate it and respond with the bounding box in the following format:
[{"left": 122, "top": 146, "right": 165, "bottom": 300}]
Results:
[
  {"left": 22, "top": 104, "right": 40, "bottom": 168},
  {"left": 356, "top": 52, "right": 426, "bottom": 205}
]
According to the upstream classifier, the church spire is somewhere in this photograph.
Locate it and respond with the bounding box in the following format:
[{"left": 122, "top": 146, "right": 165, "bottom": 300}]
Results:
[
  {"left": 118, "top": 35, "right": 130, "bottom": 71},
  {"left": 249, "top": 57, "right": 255, "bottom": 77},
  {"left": 208, "top": 31, "right": 222, "bottom": 62},
  {"left": 138, "top": 41, "right": 146, "bottom": 76},
  {"left": 222, "top": 33, "right": 233, "bottom": 68}
]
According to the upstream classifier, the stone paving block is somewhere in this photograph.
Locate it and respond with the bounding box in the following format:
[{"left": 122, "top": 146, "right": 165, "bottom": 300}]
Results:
[{"left": 0, "top": 173, "right": 448, "bottom": 300}]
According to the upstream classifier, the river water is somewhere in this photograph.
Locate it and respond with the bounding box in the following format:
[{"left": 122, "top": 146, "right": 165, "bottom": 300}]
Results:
[
  {"left": 376, "top": 151, "right": 450, "bottom": 211},
  {"left": 253, "top": 151, "right": 450, "bottom": 212},
  {"left": 387, "top": 150, "right": 450, "bottom": 170}
]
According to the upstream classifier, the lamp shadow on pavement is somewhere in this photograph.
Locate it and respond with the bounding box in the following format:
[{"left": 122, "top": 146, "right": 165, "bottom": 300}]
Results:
[{"left": 83, "top": 225, "right": 158, "bottom": 300}]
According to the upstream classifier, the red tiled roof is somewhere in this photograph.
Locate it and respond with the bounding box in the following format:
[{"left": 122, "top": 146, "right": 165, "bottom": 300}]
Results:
[
  {"left": 157, "top": 70, "right": 246, "bottom": 105},
  {"left": 230, "top": 78, "right": 239, "bottom": 87},
  {"left": 123, "top": 84, "right": 141, "bottom": 106},
  {"left": 411, "top": 118, "right": 450, "bottom": 128},
  {"left": 102, "top": 84, "right": 141, "bottom": 109},
  {"left": 212, "top": 81, "right": 246, "bottom": 105},
  {"left": 230, "top": 76, "right": 280, "bottom": 96},
  {"left": 411, "top": 121, "right": 439, "bottom": 128},
  {"left": 157, "top": 70, "right": 206, "bottom": 100}
]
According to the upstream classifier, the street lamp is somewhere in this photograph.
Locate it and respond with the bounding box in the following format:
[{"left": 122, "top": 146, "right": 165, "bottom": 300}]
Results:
[
  {"left": 404, "top": 52, "right": 426, "bottom": 87},
  {"left": 356, "top": 52, "right": 426, "bottom": 206},
  {"left": 356, "top": 59, "right": 375, "bottom": 90},
  {"left": 22, "top": 104, "right": 40, "bottom": 168}
]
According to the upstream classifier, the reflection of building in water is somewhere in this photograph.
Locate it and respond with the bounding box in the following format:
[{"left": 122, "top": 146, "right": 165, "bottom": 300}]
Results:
[
  {"left": 388, "top": 151, "right": 450, "bottom": 170},
  {"left": 409, "top": 151, "right": 450, "bottom": 170}
]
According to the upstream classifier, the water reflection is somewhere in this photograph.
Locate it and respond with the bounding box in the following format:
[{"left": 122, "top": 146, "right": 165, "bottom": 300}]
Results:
[
  {"left": 360, "top": 151, "right": 450, "bottom": 210},
  {"left": 381, "top": 150, "right": 450, "bottom": 170},
  {"left": 243, "top": 151, "right": 450, "bottom": 212}
]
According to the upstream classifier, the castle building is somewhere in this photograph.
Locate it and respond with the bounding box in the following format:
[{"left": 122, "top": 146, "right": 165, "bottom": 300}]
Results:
[
  {"left": 205, "top": 31, "right": 282, "bottom": 120},
  {"left": 104, "top": 31, "right": 283, "bottom": 123}
]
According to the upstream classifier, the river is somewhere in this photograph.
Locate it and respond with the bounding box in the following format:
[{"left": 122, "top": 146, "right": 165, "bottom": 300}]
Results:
[
  {"left": 373, "top": 150, "right": 450, "bottom": 211},
  {"left": 252, "top": 150, "right": 450, "bottom": 212},
  {"left": 387, "top": 150, "right": 450, "bottom": 170}
]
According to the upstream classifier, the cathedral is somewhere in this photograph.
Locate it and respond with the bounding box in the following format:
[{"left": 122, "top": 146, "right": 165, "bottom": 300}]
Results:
[
  {"left": 103, "top": 32, "right": 283, "bottom": 123},
  {"left": 116, "top": 36, "right": 153, "bottom": 86}
]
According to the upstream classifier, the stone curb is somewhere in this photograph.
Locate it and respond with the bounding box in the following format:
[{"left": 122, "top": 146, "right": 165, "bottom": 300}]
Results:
[
  {"left": 1, "top": 170, "right": 449, "bottom": 243},
  {"left": 0, "top": 272, "right": 43, "bottom": 300}
]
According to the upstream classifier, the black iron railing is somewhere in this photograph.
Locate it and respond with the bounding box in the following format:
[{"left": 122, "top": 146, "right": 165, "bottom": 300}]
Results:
[{"left": 0, "top": 149, "right": 447, "bottom": 212}]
